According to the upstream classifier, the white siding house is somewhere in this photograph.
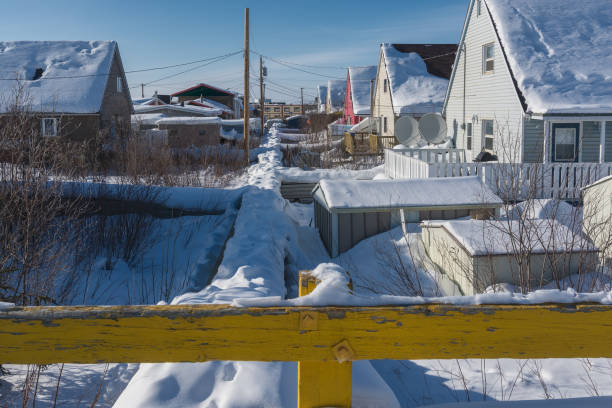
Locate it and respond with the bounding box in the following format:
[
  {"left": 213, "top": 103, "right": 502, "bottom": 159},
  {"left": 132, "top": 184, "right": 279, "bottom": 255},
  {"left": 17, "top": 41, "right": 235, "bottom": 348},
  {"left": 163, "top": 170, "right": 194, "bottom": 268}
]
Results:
[
  {"left": 443, "top": 0, "right": 612, "bottom": 164},
  {"left": 325, "top": 80, "right": 345, "bottom": 113},
  {"left": 372, "top": 44, "right": 456, "bottom": 139}
]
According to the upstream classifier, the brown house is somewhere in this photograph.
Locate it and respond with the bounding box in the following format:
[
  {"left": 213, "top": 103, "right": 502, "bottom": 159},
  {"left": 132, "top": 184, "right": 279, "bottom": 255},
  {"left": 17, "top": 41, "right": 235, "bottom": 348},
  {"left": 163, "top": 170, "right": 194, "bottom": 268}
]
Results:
[
  {"left": 171, "top": 83, "right": 239, "bottom": 118},
  {"left": 0, "top": 40, "right": 133, "bottom": 141},
  {"left": 155, "top": 117, "right": 221, "bottom": 148}
]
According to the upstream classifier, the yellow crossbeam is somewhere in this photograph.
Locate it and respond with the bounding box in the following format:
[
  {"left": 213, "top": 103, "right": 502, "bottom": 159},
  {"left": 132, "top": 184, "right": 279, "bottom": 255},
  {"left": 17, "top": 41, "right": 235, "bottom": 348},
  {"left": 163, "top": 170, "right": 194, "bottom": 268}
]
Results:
[{"left": 2, "top": 302, "right": 612, "bottom": 365}]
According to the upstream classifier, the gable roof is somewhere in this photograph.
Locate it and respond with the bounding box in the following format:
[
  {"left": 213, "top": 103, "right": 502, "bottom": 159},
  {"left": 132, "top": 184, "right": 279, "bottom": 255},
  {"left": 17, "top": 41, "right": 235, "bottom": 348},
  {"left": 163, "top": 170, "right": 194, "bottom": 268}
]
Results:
[
  {"left": 485, "top": 0, "right": 612, "bottom": 114},
  {"left": 186, "top": 96, "right": 233, "bottom": 114},
  {"left": 171, "top": 83, "right": 234, "bottom": 98},
  {"left": 381, "top": 44, "right": 456, "bottom": 115},
  {"left": 0, "top": 41, "right": 120, "bottom": 113},
  {"left": 348, "top": 66, "right": 377, "bottom": 115},
  {"left": 326, "top": 80, "right": 345, "bottom": 111}
]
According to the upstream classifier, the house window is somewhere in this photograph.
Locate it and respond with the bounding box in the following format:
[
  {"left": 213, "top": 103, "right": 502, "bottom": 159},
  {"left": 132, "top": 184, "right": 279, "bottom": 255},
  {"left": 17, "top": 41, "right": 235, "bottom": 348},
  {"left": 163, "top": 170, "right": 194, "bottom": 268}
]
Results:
[
  {"left": 383, "top": 79, "right": 388, "bottom": 93},
  {"left": 552, "top": 123, "right": 579, "bottom": 162},
  {"left": 41, "top": 118, "right": 58, "bottom": 137},
  {"left": 482, "top": 119, "right": 494, "bottom": 150},
  {"left": 477, "top": 0, "right": 482, "bottom": 16},
  {"left": 383, "top": 116, "right": 388, "bottom": 133},
  {"left": 265, "top": 107, "right": 270, "bottom": 112},
  {"left": 483, "top": 43, "right": 495, "bottom": 73},
  {"left": 466, "top": 122, "right": 473, "bottom": 150},
  {"left": 294, "top": 107, "right": 300, "bottom": 112},
  {"left": 117, "top": 76, "right": 123, "bottom": 93},
  {"left": 274, "top": 107, "right": 280, "bottom": 112}
]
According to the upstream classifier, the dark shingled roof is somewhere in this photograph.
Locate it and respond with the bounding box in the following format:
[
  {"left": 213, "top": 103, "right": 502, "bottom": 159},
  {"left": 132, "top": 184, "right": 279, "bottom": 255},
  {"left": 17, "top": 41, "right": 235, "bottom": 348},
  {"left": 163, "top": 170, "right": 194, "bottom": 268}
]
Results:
[{"left": 391, "top": 44, "right": 458, "bottom": 79}]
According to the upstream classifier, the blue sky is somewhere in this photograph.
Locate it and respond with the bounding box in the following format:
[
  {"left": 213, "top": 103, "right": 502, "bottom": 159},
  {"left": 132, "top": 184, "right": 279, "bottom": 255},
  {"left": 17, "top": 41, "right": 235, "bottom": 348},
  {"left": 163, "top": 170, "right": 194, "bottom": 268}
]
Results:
[{"left": 0, "top": 0, "right": 468, "bottom": 103}]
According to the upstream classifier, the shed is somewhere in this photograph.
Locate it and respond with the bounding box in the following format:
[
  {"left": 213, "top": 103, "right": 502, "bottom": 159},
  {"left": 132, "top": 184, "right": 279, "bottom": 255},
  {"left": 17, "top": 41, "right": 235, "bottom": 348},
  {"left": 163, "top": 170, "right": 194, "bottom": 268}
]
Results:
[
  {"left": 583, "top": 175, "right": 612, "bottom": 265},
  {"left": 313, "top": 176, "right": 503, "bottom": 257},
  {"left": 421, "top": 219, "right": 599, "bottom": 295},
  {"left": 155, "top": 117, "right": 221, "bottom": 148}
]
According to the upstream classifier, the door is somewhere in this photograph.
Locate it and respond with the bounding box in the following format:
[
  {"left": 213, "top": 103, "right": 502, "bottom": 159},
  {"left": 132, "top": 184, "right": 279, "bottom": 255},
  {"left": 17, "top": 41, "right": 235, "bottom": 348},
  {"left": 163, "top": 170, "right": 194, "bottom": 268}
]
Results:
[{"left": 552, "top": 123, "right": 579, "bottom": 162}]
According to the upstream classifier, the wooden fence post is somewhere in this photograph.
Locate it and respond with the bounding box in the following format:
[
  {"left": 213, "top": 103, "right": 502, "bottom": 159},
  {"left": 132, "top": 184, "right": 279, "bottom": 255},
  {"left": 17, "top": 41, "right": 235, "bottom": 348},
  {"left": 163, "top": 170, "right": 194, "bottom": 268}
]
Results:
[{"left": 297, "top": 271, "right": 352, "bottom": 408}]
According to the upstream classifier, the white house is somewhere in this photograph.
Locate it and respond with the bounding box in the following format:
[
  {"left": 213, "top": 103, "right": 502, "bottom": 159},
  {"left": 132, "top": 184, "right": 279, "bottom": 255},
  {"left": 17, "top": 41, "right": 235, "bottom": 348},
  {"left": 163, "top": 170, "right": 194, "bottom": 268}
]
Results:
[
  {"left": 443, "top": 0, "right": 612, "bottom": 163},
  {"left": 325, "top": 79, "right": 345, "bottom": 113},
  {"left": 583, "top": 175, "right": 612, "bottom": 265},
  {"left": 372, "top": 43, "right": 457, "bottom": 138}
]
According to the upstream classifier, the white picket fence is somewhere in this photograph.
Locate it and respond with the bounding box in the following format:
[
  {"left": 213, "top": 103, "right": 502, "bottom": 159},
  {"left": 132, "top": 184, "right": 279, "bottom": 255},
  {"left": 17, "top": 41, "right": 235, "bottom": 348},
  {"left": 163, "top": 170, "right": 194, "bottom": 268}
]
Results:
[{"left": 385, "top": 149, "right": 612, "bottom": 200}]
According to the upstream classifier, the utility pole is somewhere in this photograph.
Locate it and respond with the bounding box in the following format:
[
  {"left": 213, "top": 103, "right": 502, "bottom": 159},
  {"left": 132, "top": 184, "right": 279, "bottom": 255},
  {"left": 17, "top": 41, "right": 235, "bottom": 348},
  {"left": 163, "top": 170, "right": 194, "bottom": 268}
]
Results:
[
  {"left": 243, "top": 7, "right": 250, "bottom": 165},
  {"left": 141, "top": 83, "right": 144, "bottom": 98},
  {"left": 260, "top": 55, "right": 265, "bottom": 137},
  {"left": 370, "top": 79, "right": 374, "bottom": 133},
  {"left": 300, "top": 88, "right": 304, "bottom": 115}
]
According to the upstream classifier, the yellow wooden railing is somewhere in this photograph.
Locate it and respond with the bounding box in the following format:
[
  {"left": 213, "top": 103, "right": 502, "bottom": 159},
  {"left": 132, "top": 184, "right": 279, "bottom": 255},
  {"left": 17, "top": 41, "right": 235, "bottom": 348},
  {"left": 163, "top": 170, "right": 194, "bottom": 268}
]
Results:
[{"left": 2, "top": 272, "right": 612, "bottom": 407}]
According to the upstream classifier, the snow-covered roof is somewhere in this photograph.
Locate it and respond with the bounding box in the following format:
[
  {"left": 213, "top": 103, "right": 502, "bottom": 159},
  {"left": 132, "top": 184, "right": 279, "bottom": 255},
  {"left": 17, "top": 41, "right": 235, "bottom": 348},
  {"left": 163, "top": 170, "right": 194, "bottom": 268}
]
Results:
[
  {"left": 326, "top": 80, "right": 345, "bottom": 111},
  {"left": 315, "top": 176, "right": 503, "bottom": 212},
  {"left": 422, "top": 219, "right": 597, "bottom": 256},
  {"left": 0, "top": 41, "right": 120, "bottom": 113},
  {"left": 583, "top": 175, "right": 612, "bottom": 190},
  {"left": 156, "top": 117, "right": 221, "bottom": 126},
  {"left": 131, "top": 113, "right": 166, "bottom": 125},
  {"left": 186, "top": 97, "right": 233, "bottom": 114},
  {"left": 348, "top": 66, "right": 377, "bottom": 115},
  {"left": 381, "top": 44, "right": 451, "bottom": 115},
  {"left": 485, "top": 0, "right": 612, "bottom": 114},
  {"left": 134, "top": 103, "right": 221, "bottom": 116}
]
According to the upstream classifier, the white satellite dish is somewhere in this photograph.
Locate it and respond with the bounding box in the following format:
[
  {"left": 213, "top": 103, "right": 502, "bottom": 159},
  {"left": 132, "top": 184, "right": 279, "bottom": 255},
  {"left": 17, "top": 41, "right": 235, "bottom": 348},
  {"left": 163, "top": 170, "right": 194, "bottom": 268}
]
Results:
[
  {"left": 394, "top": 116, "right": 420, "bottom": 147},
  {"left": 419, "top": 113, "right": 447, "bottom": 144}
]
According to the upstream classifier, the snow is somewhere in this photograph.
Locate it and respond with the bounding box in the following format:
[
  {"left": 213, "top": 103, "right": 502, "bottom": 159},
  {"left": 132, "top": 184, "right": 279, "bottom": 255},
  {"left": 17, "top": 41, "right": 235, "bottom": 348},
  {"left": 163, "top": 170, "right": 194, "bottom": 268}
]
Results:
[
  {"left": 584, "top": 174, "right": 612, "bottom": 190},
  {"left": 187, "top": 96, "right": 233, "bottom": 114},
  {"left": 428, "top": 396, "right": 612, "bottom": 407},
  {"left": 382, "top": 43, "right": 450, "bottom": 115},
  {"left": 155, "top": 116, "right": 221, "bottom": 126},
  {"left": 485, "top": 0, "right": 612, "bottom": 114},
  {"left": 316, "top": 176, "right": 502, "bottom": 211},
  {"left": 349, "top": 116, "right": 377, "bottom": 133},
  {"left": 326, "top": 79, "right": 346, "bottom": 111},
  {"left": 134, "top": 103, "right": 221, "bottom": 116},
  {"left": 0, "top": 41, "right": 118, "bottom": 113},
  {"left": 131, "top": 113, "right": 166, "bottom": 126},
  {"left": 348, "top": 66, "right": 377, "bottom": 115},
  {"left": 422, "top": 218, "right": 597, "bottom": 256},
  {"left": 276, "top": 165, "right": 384, "bottom": 183}
]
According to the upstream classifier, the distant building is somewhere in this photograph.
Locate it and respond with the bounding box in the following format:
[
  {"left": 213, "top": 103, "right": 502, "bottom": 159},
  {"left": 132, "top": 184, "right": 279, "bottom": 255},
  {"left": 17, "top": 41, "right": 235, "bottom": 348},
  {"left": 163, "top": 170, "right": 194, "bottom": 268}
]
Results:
[
  {"left": 171, "top": 83, "right": 241, "bottom": 119},
  {"left": 325, "top": 80, "right": 345, "bottom": 114},
  {"left": 317, "top": 85, "right": 328, "bottom": 113},
  {"left": 0, "top": 40, "right": 133, "bottom": 140},
  {"left": 263, "top": 102, "right": 316, "bottom": 120}
]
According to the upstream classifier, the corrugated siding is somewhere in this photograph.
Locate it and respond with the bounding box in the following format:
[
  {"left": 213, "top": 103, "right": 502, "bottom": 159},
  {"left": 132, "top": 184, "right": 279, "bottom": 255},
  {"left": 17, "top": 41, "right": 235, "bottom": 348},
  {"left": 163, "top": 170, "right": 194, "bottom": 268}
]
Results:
[
  {"left": 582, "top": 121, "right": 601, "bottom": 163},
  {"left": 607, "top": 122, "right": 612, "bottom": 162},
  {"left": 337, "top": 211, "right": 392, "bottom": 255},
  {"left": 314, "top": 200, "right": 332, "bottom": 255},
  {"left": 523, "top": 118, "right": 544, "bottom": 163},
  {"left": 444, "top": 0, "right": 524, "bottom": 162}
]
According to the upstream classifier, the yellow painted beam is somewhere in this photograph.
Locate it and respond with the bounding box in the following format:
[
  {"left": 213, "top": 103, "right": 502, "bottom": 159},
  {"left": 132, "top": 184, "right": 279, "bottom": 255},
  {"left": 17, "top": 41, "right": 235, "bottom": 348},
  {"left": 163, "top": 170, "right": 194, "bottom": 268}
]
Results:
[
  {"left": 298, "top": 271, "right": 352, "bottom": 408},
  {"left": 2, "top": 303, "right": 612, "bottom": 364}
]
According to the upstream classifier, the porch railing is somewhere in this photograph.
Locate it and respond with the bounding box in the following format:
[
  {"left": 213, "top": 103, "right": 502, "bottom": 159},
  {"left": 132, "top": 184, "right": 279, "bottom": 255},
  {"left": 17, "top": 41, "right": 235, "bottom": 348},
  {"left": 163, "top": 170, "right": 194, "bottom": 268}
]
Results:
[{"left": 384, "top": 149, "right": 612, "bottom": 200}]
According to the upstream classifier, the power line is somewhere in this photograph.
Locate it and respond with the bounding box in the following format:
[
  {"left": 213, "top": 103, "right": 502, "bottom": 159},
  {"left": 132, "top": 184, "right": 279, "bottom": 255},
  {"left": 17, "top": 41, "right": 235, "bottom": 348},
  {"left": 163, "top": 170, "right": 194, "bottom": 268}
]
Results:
[
  {"left": 252, "top": 50, "right": 346, "bottom": 70},
  {"left": 254, "top": 52, "right": 344, "bottom": 80}
]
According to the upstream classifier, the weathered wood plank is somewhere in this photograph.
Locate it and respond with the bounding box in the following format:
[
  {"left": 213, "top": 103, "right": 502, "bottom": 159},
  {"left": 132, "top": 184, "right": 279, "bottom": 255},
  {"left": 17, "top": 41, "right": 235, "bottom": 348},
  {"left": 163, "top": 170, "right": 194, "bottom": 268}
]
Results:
[{"left": 2, "top": 303, "right": 612, "bottom": 364}]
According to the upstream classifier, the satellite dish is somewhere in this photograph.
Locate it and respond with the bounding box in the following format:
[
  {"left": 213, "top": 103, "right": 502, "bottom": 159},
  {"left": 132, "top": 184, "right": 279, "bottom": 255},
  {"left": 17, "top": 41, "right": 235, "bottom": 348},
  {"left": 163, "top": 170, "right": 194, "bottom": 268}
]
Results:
[
  {"left": 394, "top": 116, "right": 420, "bottom": 147},
  {"left": 419, "top": 113, "right": 447, "bottom": 144}
]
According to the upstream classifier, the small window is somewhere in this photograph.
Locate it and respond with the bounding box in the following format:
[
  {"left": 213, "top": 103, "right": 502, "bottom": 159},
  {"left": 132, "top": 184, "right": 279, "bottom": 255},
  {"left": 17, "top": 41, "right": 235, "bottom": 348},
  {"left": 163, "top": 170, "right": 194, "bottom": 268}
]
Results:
[
  {"left": 553, "top": 124, "right": 579, "bottom": 162},
  {"left": 265, "top": 107, "right": 270, "bottom": 112},
  {"left": 383, "top": 116, "right": 388, "bottom": 133},
  {"left": 383, "top": 79, "right": 388, "bottom": 93},
  {"left": 466, "top": 123, "right": 473, "bottom": 150},
  {"left": 41, "top": 118, "right": 58, "bottom": 137},
  {"left": 116, "top": 76, "right": 123, "bottom": 93},
  {"left": 483, "top": 43, "right": 495, "bottom": 73},
  {"left": 477, "top": 0, "right": 482, "bottom": 16},
  {"left": 482, "top": 119, "right": 494, "bottom": 150},
  {"left": 274, "top": 107, "right": 280, "bottom": 112},
  {"left": 294, "top": 107, "right": 300, "bottom": 112}
]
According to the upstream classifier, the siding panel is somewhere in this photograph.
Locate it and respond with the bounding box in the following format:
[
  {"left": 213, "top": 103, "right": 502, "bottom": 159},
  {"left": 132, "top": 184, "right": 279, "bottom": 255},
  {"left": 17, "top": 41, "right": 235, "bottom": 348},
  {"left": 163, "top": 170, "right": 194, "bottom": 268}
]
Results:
[
  {"left": 582, "top": 122, "right": 601, "bottom": 163},
  {"left": 606, "top": 122, "right": 612, "bottom": 163},
  {"left": 523, "top": 119, "right": 544, "bottom": 163}
]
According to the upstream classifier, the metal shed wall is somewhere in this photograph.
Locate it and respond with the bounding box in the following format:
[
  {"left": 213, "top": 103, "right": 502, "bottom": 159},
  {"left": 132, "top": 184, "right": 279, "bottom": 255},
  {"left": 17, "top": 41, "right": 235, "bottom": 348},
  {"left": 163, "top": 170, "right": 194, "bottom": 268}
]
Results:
[
  {"left": 314, "top": 199, "right": 333, "bottom": 255},
  {"left": 337, "top": 212, "right": 391, "bottom": 255}
]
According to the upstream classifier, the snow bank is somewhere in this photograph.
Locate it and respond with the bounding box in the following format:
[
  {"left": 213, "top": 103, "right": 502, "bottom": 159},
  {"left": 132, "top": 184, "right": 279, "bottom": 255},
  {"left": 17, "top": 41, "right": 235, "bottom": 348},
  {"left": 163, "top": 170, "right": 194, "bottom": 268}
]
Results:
[
  {"left": 0, "top": 41, "right": 116, "bottom": 113},
  {"left": 317, "top": 176, "right": 502, "bottom": 210},
  {"left": 276, "top": 165, "right": 384, "bottom": 183},
  {"left": 349, "top": 66, "right": 377, "bottom": 115},
  {"left": 382, "top": 44, "right": 449, "bottom": 115},
  {"left": 486, "top": 0, "right": 612, "bottom": 114}
]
